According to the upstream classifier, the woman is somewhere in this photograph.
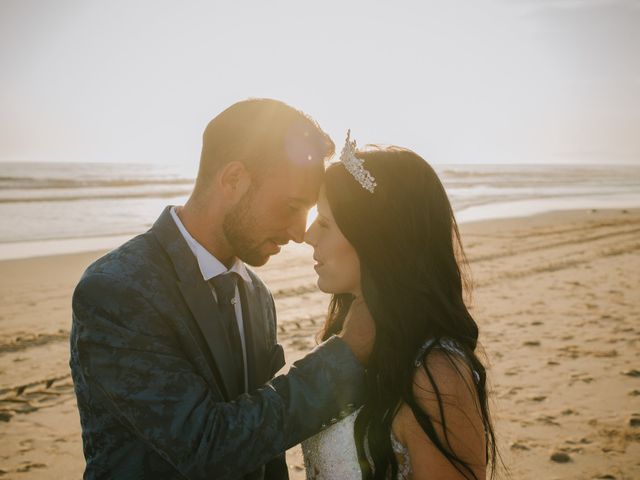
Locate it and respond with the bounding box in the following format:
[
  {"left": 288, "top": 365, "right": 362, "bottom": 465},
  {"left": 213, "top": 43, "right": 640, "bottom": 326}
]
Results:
[{"left": 301, "top": 132, "right": 498, "bottom": 479}]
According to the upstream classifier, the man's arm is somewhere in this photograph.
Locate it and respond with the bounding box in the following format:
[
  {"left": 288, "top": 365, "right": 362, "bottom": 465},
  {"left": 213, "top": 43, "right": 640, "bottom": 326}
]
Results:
[{"left": 71, "top": 273, "right": 365, "bottom": 480}]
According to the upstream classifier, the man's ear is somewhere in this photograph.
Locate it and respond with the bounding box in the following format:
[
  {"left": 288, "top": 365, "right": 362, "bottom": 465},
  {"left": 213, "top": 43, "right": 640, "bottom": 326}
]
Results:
[{"left": 218, "top": 161, "right": 252, "bottom": 202}]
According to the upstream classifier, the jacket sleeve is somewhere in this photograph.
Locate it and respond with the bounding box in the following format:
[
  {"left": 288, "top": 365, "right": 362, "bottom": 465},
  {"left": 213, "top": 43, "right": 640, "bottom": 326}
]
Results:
[{"left": 71, "top": 272, "right": 364, "bottom": 480}]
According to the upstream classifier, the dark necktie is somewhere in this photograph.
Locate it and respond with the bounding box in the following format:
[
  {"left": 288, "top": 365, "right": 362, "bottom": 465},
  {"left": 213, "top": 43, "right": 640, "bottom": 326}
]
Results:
[{"left": 208, "top": 272, "right": 245, "bottom": 393}]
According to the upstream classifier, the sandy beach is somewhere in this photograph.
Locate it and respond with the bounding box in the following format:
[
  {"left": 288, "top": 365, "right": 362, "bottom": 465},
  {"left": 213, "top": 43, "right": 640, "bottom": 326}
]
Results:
[{"left": 0, "top": 208, "right": 639, "bottom": 479}]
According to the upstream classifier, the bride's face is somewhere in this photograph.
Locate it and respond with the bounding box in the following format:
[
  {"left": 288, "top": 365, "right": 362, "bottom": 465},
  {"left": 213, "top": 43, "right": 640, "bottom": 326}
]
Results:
[{"left": 304, "top": 187, "right": 361, "bottom": 295}]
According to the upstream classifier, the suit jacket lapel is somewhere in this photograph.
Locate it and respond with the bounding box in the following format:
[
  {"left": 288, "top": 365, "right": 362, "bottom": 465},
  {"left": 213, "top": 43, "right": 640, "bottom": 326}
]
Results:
[
  {"left": 151, "top": 206, "right": 240, "bottom": 400},
  {"left": 238, "top": 279, "right": 270, "bottom": 390},
  {"left": 177, "top": 279, "right": 243, "bottom": 399}
]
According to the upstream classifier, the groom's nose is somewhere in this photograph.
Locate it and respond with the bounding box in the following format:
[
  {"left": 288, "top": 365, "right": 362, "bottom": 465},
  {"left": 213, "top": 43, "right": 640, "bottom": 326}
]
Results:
[{"left": 286, "top": 215, "right": 307, "bottom": 244}]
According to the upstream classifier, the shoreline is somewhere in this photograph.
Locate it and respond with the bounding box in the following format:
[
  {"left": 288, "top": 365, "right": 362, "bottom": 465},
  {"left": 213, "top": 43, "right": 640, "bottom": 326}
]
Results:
[{"left": 2, "top": 193, "right": 640, "bottom": 261}]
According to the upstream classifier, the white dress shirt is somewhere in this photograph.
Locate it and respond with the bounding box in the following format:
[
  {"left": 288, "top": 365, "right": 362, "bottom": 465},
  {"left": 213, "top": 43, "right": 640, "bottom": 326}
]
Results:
[{"left": 170, "top": 206, "right": 251, "bottom": 393}]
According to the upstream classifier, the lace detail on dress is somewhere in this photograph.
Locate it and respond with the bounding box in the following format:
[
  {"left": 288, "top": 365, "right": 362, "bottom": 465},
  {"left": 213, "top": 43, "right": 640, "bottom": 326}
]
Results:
[
  {"left": 390, "top": 431, "right": 412, "bottom": 479},
  {"left": 302, "top": 409, "right": 362, "bottom": 480}
]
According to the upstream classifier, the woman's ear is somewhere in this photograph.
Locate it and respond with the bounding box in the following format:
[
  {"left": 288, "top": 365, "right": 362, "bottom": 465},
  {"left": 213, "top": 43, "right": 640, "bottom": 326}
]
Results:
[{"left": 218, "top": 161, "right": 252, "bottom": 203}]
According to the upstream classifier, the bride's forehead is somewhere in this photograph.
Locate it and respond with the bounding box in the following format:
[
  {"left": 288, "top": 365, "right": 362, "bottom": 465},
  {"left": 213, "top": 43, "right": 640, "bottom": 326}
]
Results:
[{"left": 315, "top": 190, "right": 334, "bottom": 217}]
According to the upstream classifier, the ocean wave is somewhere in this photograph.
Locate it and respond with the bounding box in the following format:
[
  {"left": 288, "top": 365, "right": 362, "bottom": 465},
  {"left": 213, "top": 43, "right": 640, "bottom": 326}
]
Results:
[
  {"left": 440, "top": 169, "right": 508, "bottom": 178},
  {"left": 0, "top": 189, "right": 192, "bottom": 203},
  {"left": 439, "top": 165, "right": 640, "bottom": 183},
  {"left": 0, "top": 176, "right": 194, "bottom": 190}
]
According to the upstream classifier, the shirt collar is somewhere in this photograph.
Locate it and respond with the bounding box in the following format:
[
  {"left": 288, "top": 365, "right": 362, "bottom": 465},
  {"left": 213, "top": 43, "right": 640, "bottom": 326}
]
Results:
[{"left": 170, "top": 206, "right": 252, "bottom": 283}]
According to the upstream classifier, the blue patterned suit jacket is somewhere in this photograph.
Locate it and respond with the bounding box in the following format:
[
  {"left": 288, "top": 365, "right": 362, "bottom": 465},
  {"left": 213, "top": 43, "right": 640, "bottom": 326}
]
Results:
[{"left": 70, "top": 206, "right": 365, "bottom": 479}]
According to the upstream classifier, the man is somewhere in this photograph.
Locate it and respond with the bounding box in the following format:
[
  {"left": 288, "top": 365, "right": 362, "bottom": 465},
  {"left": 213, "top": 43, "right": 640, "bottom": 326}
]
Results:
[{"left": 70, "top": 99, "right": 373, "bottom": 479}]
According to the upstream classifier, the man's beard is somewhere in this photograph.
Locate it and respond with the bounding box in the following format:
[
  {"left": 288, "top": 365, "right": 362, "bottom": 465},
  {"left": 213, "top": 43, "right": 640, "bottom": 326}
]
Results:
[{"left": 222, "top": 190, "right": 269, "bottom": 267}]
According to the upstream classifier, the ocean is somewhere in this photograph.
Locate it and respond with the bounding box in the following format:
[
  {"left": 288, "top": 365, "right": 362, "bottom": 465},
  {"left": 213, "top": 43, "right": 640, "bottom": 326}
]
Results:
[{"left": 1, "top": 162, "right": 639, "bottom": 259}]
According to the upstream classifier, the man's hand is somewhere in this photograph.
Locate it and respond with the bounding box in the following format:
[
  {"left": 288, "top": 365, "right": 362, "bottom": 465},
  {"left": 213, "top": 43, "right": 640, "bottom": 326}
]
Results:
[{"left": 339, "top": 296, "right": 375, "bottom": 366}]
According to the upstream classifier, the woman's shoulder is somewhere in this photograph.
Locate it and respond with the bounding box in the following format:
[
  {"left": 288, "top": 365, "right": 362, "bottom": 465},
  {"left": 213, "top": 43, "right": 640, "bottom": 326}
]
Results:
[
  {"left": 391, "top": 338, "right": 487, "bottom": 475},
  {"left": 393, "top": 338, "right": 482, "bottom": 439},
  {"left": 413, "top": 339, "right": 478, "bottom": 406}
]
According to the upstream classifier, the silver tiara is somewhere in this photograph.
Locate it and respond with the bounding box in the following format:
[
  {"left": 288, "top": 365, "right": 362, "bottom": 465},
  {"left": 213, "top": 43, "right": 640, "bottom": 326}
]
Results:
[{"left": 339, "top": 130, "right": 377, "bottom": 193}]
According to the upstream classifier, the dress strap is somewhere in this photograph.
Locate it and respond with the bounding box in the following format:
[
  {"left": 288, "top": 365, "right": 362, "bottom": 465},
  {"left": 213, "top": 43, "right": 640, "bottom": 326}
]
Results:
[
  {"left": 413, "top": 337, "right": 481, "bottom": 384},
  {"left": 413, "top": 337, "right": 460, "bottom": 366}
]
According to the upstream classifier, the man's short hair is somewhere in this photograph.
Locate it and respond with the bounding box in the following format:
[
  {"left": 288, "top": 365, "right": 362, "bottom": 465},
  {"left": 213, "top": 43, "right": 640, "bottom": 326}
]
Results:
[{"left": 194, "top": 98, "right": 335, "bottom": 193}]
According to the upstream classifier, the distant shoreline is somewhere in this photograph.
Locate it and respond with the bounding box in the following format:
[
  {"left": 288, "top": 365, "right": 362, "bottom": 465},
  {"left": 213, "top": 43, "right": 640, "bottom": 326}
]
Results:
[
  {"left": 3, "top": 163, "right": 640, "bottom": 253},
  {"left": 1, "top": 201, "right": 639, "bottom": 261},
  {"left": 455, "top": 192, "right": 640, "bottom": 223}
]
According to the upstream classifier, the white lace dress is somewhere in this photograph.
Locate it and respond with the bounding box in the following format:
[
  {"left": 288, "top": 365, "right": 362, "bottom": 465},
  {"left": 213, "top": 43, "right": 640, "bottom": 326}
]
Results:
[
  {"left": 301, "top": 338, "right": 473, "bottom": 480},
  {"left": 302, "top": 408, "right": 411, "bottom": 479}
]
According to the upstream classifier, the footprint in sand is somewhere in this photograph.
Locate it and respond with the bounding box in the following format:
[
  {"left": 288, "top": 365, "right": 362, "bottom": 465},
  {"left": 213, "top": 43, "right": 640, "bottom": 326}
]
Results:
[
  {"left": 565, "top": 437, "right": 592, "bottom": 445},
  {"left": 592, "top": 349, "right": 618, "bottom": 358},
  {"left": 561, "top": 409, "right": 579, "bottom": 416},
  {"left": 568, "top": 372, "right": 594, "bottom": 385},
  {"left": 16, "top": 462, "right": 47, "bottom": 472},
  {"left": 290, "top": 338, "right": 312, "bottom": 351},
  {"left": 537, "top": 415, "right": 560, "bottom": 426}
]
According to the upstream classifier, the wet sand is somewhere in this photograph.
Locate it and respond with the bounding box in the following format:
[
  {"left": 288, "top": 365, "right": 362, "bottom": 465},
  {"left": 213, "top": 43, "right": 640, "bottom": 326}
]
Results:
[{"left": 0, "top": 208, "right": 638, "bottom": 479}]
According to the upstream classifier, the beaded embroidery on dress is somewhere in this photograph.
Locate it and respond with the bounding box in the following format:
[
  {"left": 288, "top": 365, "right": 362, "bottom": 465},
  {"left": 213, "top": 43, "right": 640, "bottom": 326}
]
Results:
[{"left": 302, "top": 337, "right": 476, "bottom": 479}]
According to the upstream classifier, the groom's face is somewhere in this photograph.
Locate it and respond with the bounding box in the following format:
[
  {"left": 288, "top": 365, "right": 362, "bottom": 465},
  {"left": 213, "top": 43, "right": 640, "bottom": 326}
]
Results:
[{"left": 223, "top": 164, "right": 322, "bottom": 266}]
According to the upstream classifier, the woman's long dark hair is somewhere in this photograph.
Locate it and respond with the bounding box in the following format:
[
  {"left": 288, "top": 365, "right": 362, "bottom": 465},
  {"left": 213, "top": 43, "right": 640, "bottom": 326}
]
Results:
[{"left": 320, "top": 148, "right": 500, "bottom": 479}]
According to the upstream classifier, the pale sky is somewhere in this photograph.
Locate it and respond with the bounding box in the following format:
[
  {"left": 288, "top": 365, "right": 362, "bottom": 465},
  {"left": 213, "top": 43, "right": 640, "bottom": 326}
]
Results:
[{"left": 1, "top": 0, "right": 639, "bottom": 166}]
